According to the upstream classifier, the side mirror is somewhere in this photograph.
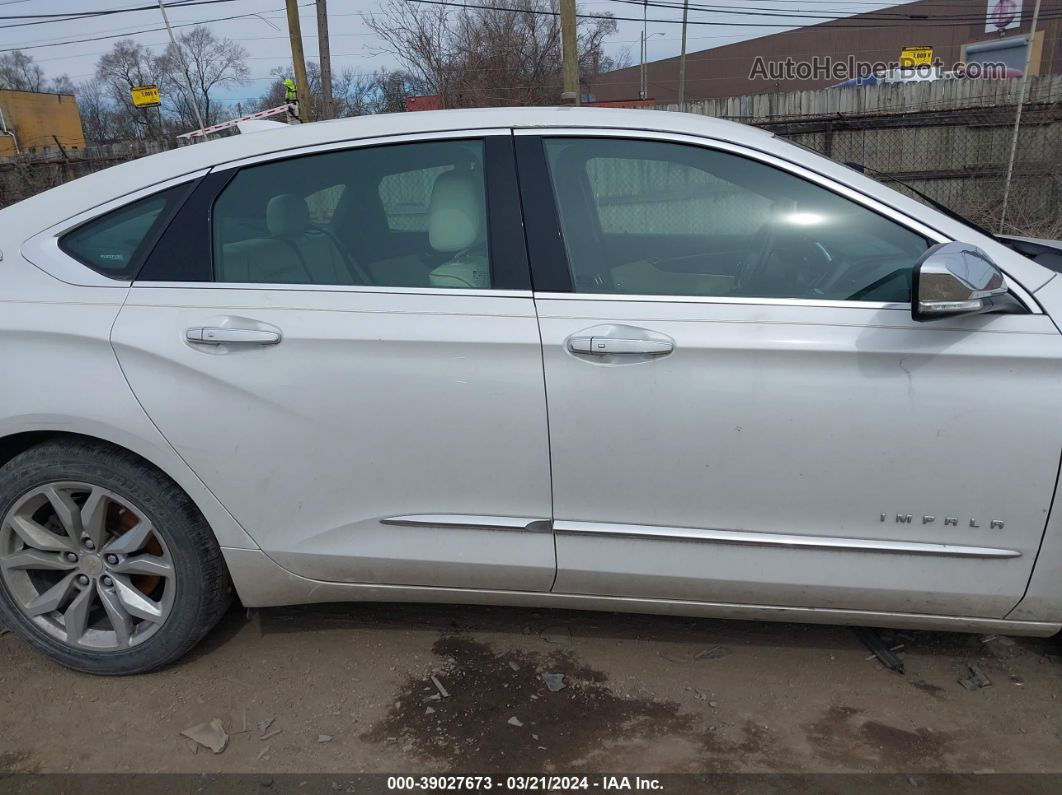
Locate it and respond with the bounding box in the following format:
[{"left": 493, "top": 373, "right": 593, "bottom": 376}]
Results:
[{"left": 912, "top": 242, "right": 1009, "bottom": 322}]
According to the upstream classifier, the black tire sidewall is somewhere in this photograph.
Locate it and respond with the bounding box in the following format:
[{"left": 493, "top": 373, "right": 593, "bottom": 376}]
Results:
[{"left": 0, "top": 441, "right": 229, "bottom": 675}]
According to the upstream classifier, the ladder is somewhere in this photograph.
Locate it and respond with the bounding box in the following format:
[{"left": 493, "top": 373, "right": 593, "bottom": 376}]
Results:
[{"left": 176, "top": 103, "right": 298, "bottom": 143}]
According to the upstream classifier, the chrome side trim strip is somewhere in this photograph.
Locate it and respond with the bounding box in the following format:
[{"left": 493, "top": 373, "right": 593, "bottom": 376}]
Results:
[
  {"left": 129, "top": 283, "right": 533, "bottom": 299},
  {"left": 382, "top": 514, "right": 552, "bottom": 532},
  {"left": 553, "top": 520, "right": 1021, "bottom": 559},
  {"left": 533, "top": 291, "right": 907, "bottom": 311}
]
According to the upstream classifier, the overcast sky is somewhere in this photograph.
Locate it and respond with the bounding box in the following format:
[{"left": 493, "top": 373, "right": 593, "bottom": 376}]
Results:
[{"left": 0, "top": 0, "right": 916, "bottom": 104}]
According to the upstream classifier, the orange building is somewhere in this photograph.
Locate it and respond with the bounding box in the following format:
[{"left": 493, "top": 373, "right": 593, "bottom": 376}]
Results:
[{"left": 0, "top": 89, "right": 85, "bottom": 157}]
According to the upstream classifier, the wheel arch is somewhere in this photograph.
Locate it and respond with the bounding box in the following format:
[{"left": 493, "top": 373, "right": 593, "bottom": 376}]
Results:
[{"left": 0, "top": 426, "right": 259, "bottom": 551}]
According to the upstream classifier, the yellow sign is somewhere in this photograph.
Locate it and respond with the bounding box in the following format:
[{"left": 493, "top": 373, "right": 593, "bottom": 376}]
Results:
[
  {"left": 899, "top": 46, "right": 934, "bottom": 68},
  {"left": 130, "top": 84, "right": 161, "bottom": 108}
]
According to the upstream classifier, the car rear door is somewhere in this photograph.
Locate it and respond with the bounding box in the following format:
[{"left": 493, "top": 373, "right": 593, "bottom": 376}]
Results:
[
  {"left": 516, "top": 130, "right": 1062, "bottom": 619},
  {"left": 111, "top": 131, "right": 556, "bottom": 591}
]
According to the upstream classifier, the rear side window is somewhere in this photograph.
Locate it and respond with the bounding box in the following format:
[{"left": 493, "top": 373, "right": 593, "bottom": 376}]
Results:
[
  {"left": 379, "top": 165, "right": 452, "bottom": 231},
  {"left": 211, "top": 139, "right": 492, "bottom": 289},
  {"left": 59, "top": 184, "right": 190, "bottom": 279}
]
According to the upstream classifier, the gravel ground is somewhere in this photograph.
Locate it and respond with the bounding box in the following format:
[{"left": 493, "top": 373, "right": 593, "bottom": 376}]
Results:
[{"left": 1, "top": 603, "right": 1061, "bottom": 777}]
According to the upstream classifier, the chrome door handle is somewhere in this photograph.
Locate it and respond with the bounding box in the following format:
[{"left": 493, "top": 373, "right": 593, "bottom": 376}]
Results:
[
  {"left": 186, "top": 327, "right": 281, "bottom": 345},
  {"left": 568, "top": 337, "right": 673, "bottom": 355}
]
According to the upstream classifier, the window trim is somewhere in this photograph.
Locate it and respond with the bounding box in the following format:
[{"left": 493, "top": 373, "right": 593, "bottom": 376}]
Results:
[
  {"left": 135, "top": 129, "right": 531, "bottom": 293},
  {"left": 514, "top": 129, "right": 1039, "bottom": 314},
  {"left": 138, "top": 168, "right": 236, "bottom": 283},
  {"left": 58, "top": 181, "right": 197, "bottom": 281},
  {"left": 22, "top": 170, "right": 210, "bottom": 288}
]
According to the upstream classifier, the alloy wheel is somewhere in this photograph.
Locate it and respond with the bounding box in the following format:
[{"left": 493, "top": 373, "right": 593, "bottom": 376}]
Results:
[{"left": 0, "top": 481, "right": 175, "bottom": 650}]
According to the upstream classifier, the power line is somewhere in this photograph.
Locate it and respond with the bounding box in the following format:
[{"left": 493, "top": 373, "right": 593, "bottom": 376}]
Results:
[
  {"left": 605, "top": 0, "right": 1050, "bottom": 24},
  {"left": 0, "top": 2, "right": 316, "bottom": 54},
  {"left": 7, "top": 8, "right": 292, "bottom": 48},
  {"left": 402, "top": 0, "right": 1062, "bottom": 29},
  {"left": 0, "top": 0, "right": 238, "bottom": 30}
]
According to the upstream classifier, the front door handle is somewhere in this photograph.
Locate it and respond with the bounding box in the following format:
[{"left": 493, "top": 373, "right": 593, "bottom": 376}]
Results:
[
  {"left": 568, "top": 337, "right": 673, "bottom": 356},
  {"left": 186, "top": 327, "right": 281, "bottom": 345}
]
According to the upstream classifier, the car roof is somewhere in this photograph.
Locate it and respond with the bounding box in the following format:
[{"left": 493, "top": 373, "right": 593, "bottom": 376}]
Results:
[
  {"left": 7, "top": 106, "right": 1056, "bottom": 298},
  {"left": 6, "top": 108, "right": 772, "bottom": 231}
]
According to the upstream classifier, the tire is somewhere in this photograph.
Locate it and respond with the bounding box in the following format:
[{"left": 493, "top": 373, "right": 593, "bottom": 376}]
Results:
[{"left": 0, "top": 438, "right": 232, "bottom": 675}]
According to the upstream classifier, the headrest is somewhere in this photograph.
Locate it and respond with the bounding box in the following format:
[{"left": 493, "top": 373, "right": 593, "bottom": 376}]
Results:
[
  {"left": 267, "top": 194, "right": 311, "bottom": 237},
  {"left": 428, "top": 169, "right": 485, "bottom": 253}
]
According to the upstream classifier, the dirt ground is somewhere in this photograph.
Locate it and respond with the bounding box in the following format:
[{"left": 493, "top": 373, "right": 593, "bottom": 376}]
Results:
[{"left": 2, "top": 602, "right": 1062, "bottom": 777}]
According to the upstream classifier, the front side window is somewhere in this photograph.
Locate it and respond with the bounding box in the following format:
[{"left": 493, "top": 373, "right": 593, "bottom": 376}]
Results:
[
  {"left": 543, "top": 138, "right": 929, "bottom": 302},
  {"left": 60, "top": 184, "right": 189, "bottom": 279},
  {"left": 212, "top": 139, "right": 492, "bottom": 290}
]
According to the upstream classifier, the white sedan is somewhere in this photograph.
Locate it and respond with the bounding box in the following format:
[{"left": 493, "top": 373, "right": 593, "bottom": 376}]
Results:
[{"left": 2, "top": 107, "right": 1061, "bottom": 674}]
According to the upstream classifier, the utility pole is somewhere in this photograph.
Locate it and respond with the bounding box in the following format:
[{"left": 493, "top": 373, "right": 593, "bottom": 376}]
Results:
[
  {"left": 999, "top": 0, "right": 1041, "bottom": 234},
  {"left": 316, "top": 0, "right": 333, "bottom": 120},
  {"left": 158, "top": 0, "right": 207, "bottom": 137},
  {"left": 640, "top": 0, "right": 647, "bottom": 99},
  {"left": 560, "top": 0, "right": 579, "bottom": 104},
  {"left": 640, "top": 30, "right": 645, "bottom": 99},
  {"left": 285, "top": 0, "right": 312, "bottom": 121},
  {"left": 678, "top": 0, "right": 689, "bottom": 106}
]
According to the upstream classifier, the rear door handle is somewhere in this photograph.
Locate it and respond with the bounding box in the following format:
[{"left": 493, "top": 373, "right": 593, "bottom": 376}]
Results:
[
  {"left": 186, "top": 327, "right": 281, "bottom": 345},
  {"left": 568, "top": 337, "right": 673, "bottom": 356}
]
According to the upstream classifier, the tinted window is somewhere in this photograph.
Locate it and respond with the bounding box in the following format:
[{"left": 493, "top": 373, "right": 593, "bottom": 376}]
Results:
[
  {"left": 60, "top": 185, "right": 189, "bottom": 279},
  {"left": 543, "top": 138, "right": 929, "bottom": 302},
  {"left": 212, "top": 140, "right": 492, "bottom": 289},
  {"left": 379, "top": 165, "right": 452, "bottom": 231},
  {"left": 305, "top": 183, "right": 345, "bottom": 225}
]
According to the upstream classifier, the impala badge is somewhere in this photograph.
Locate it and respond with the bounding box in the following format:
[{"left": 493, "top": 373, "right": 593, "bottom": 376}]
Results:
[{"left": 881, "top": 513, "right": 1003, "bottom": 529}]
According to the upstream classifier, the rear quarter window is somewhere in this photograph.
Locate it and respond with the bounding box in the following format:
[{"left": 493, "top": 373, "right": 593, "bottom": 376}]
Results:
[{"left": 59, "top": 184, "right": 192, "bottom": 279}]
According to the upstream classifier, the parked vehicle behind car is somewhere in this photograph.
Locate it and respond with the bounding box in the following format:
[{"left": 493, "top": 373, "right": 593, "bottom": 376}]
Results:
[{"left": 2, "top": 107, "right": 1062, "bottom": 675}]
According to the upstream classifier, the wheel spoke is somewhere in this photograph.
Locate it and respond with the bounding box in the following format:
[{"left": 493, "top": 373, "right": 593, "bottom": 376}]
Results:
[
  {"left": 0, "top": 549, "right": 77, "bottom": 572},
  {"left": 2, "top": 480, "right": 174, "bottom": 651},
  {"left": 111, "top": 554, "right": 172, "bottom": 578},
  {"left": 97, "top": 581, "right": 132, "bottom": 647},
  {"left": 80, "top": 488, "right": 109, "bottom": 551},
  {"left": 7, "top": 514, "right": 74, "bottom": 552},
  {"left": 43, "top": 486, "right": 84, "bottom": 546},
  {"left": 102, "top": 519, "right": 154, "bottom": 556},
  {"left": 63, "top": 585, "right": 94, "bottom": 644},
  {"left": 111, "top": 574, "right": 164, "bottom": 623},
  {"left": 23, "top": 572, "right": 77, "bottom": 617}
]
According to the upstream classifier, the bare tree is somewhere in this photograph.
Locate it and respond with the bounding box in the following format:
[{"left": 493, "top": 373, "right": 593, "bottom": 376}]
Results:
[
  {"left": 49, "top": 74, "right": 76, "bottom": 96},
  {"left": 365, "top": 0, "right": 622, "bottom": 108},
  {"left": 74, "top": 80, "right": 121, "bottom": 144},
  {"left": 95, "top": 40, "right": 168, "bottom": 140},
  {"left": 360, "top": 69, "right": 422, "bottom": 114},
  {"left": 0, "top": 51, "right": 45, "bottom": 92},
  {"left": 253, "top": 64, "right": 420, "bottom": 118},
  {"left": 157, "top": 26, "right": 249, "bottom": 129}
]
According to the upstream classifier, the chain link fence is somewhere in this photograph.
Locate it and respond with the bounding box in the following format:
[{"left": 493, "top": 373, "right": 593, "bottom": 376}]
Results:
[
  {"left": 669, "top": 75, "right": 1062, "bottom": 239},
  {"left": 761, "top": 103, "right": 1062, "bottom": 238}
]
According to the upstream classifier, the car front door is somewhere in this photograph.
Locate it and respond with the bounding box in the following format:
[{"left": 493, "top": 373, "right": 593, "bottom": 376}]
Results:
[
  {"left": 111, "top": 132, "right": 556, "bottom": 591},
  {"left": 517, "top": 131, "right": 1062, "bottom": 619}
]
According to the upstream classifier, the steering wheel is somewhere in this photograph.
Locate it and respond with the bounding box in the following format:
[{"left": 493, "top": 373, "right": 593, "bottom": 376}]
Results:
[
  {"left": 734, "top": 220, "right": 778, "bottom": 294},
  {"left": 737, "top": 222, "right": 835, "bottom": 297}
]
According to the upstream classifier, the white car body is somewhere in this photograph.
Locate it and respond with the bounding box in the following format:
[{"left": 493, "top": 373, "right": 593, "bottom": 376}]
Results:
[{"left": 3, "top": 107, "right": 1062, "bottom": 643}]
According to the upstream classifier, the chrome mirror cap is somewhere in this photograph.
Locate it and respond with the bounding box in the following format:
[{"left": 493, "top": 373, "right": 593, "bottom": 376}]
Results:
[{"left": 912, "top": 241, "right": 1009, "bottom": 322}]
